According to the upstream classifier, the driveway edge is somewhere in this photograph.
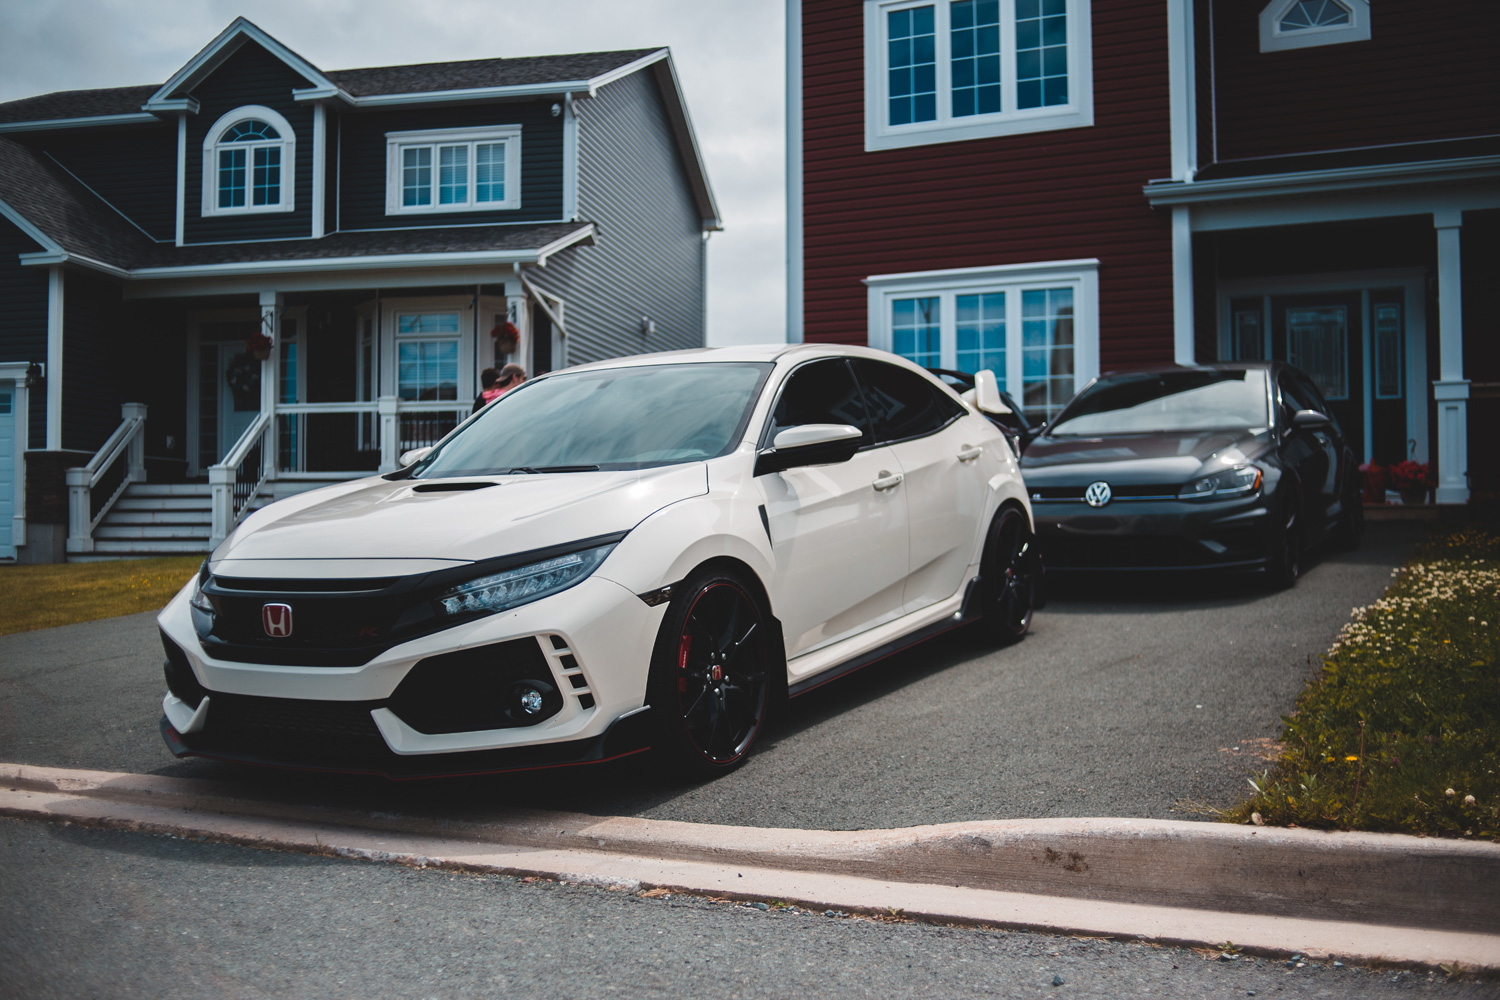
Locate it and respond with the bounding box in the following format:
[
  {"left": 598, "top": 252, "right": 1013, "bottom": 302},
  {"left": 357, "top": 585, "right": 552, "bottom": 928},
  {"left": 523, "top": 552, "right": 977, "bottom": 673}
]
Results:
[{"left": 3, "top": 762, "right": 1497, "bottom": 971}]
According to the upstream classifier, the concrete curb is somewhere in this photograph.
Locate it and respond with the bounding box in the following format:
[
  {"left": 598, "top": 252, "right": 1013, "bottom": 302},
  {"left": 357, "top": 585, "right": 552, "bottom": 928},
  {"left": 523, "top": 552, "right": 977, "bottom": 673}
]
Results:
[{"left": 3, "top": 762, "right": 1498, "bottom": 970}]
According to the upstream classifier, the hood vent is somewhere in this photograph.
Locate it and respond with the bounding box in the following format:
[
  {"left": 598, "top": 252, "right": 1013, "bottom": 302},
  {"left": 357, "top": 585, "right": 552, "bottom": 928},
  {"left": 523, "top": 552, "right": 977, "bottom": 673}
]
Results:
[{"left": 411, "top": 481, "right": 498, "bottom": 493}]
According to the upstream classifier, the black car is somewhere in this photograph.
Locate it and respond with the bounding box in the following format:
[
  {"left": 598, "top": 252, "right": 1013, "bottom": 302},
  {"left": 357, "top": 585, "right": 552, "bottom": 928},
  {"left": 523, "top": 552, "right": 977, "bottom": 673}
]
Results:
[
  {"left": 1019, "top": 362, "right": 1362, "bottom": 587},
  {"left": 928, "top": 368, "right": 1035, "bottom": 454}
]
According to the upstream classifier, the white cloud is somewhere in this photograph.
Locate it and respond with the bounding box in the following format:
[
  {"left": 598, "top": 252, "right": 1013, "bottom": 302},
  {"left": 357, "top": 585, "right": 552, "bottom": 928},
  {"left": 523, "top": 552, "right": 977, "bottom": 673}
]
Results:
[{"left": 0, "top": 0, "right": 787, "bottom": 346}]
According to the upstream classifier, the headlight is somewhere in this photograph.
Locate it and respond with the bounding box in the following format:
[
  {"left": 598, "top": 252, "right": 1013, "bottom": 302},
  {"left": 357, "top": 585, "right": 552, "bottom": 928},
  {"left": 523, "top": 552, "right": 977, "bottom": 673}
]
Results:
[
  {"left": 189, "top": 561, "right": 214, "bottom": 616},
  {"left": 1179, "top": 465, "right": 1261, "bottom": 500},
  {"left": 436, "top": 543, "right": 616, "bottom": 617}
]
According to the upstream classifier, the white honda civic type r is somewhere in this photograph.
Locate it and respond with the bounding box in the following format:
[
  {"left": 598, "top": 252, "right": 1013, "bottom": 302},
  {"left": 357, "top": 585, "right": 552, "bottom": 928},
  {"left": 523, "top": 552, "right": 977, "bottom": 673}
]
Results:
[{"left": 158, "top": 344, "right": 1042, "bottom": 778}]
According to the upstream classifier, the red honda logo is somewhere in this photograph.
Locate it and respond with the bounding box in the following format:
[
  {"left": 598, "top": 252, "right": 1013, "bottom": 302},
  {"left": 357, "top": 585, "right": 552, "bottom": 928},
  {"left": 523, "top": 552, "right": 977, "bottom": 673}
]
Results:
[{"left": 262, "top": 603, "right": 293, "bottom": 637}]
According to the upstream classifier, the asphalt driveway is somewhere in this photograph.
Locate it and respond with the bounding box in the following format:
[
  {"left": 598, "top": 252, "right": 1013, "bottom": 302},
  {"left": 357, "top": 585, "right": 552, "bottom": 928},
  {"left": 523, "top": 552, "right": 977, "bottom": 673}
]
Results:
[{"left": 0, "top": 520, "right": 1425, "bottom": 830}]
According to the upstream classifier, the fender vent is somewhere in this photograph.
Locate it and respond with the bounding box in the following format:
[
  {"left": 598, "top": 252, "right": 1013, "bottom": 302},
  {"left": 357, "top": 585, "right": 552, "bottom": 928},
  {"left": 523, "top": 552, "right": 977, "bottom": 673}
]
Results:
[{"left": 411, "top": 481, "right": 497, "bottom": 493}]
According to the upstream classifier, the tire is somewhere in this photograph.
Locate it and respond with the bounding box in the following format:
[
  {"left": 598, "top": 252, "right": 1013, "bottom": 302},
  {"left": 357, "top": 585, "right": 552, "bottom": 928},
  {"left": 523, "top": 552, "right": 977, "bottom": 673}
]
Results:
[
  {"left": 1330, "top": 478, "right": 1364, "bottom": 552},
  {"left": 981, "top": 505, "right": 1037, "bottom": 645},
  {"left": 646, "top": 567, "right": 774, "bottom": 777},
  {"left": 1264, "top": 493, "right": 1303, "bottom": 590}
]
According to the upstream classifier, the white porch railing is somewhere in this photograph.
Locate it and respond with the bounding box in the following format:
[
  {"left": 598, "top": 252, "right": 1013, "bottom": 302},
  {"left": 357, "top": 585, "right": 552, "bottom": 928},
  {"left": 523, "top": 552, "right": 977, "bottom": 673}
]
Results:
[
  {"left": 208, "top": 397, "right": 468, "bottom": 546},
  {"left": 66, "top": 403, "right": 148, "bottom": 555}
]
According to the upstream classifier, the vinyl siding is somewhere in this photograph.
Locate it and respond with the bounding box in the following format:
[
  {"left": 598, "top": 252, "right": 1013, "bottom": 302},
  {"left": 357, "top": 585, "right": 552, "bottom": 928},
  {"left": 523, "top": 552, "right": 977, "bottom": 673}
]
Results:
[
  {"left": 61, "top": 269, "right": 129, "bottom": 451},
  {"left": 183, "top": 41, "right": 317, "bottom": 244},
  {"left": 20, "top": 123, "right": 178, "bottom": 242},
  {"left": 0, "top": 217, "right": 49, "bottom": 448},
  {"left": 336, "top": 102, "right": 564, "bottom": 230},
  {"left": 801, "top": 1, "right": 1175, "bottom": 370},
  {"left": 534, "top": 67, "right": 704, "bottom": 366},
  {"left": 1209, "top": 0, "right": 1500, "bottom": 163}
]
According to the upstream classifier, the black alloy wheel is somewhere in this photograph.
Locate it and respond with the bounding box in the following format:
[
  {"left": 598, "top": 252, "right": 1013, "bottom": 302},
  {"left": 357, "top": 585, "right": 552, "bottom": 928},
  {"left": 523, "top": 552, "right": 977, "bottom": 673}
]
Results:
[
  {"left": 649, "top": 569, "right": 772, "bottom": 775},
  {"left": 1331, "top": 474, "right": 1365, "bottom": 552},
  {"left": 1265, "top": 493, "right": 1303, "bottom": 590},
  {"left": 983, "top": 506, "right": 1037, "bottom": 644}
]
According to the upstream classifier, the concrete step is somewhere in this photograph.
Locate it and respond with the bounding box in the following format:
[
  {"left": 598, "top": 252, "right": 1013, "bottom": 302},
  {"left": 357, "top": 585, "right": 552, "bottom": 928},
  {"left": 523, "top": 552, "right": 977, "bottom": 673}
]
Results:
[
  {"left": 95, "top": 524, "right": 211, "bottom": 541},
  {"left": 106, "top": 510, "right": 213, "bottom": 526},
  {"left": 114, "top": 496, "right": 213, "bottom": 512},
  {"left": 122, "top": 483, "right": 213, "bottom": 497},
  {"left": 85, "top": 539, "right": 210, "bottom": 556}
]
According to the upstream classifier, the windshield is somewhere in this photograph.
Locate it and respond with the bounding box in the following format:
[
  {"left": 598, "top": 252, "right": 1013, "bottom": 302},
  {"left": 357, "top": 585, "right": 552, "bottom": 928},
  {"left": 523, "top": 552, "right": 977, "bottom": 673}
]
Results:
[
  {"left": 1047, "top": 369, "right": 1269, "bottom": 436},
  {"left": 410, "top": 362, "right": 773, "bottom": 477}
]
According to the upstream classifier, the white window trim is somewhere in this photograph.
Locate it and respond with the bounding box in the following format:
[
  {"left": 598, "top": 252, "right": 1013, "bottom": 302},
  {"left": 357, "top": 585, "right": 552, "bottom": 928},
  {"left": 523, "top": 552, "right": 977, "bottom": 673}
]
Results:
[
  {"left": 381, "top": 296, "right": 478, "bottom": 402},
  {"left": 865, "top": 260, "right": 1100, "bottom": 413},
  {"left": 1259, "top": 0, "right": 1370, "bottom": 53},
  {"left": 385, "top": 126, "right": 522, "bottom": 215},
  {"left": 201, "top": 105, "right": 296, "bottom": 217},
  {"left": 863, "top": 0, "right": 1093, "bottom": 152}
]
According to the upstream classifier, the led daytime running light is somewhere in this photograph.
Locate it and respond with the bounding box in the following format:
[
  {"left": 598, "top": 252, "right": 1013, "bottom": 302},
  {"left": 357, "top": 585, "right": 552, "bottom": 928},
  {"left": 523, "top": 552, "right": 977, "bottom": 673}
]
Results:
[
  {"left": 437, "top": 544, "right": 614, "bottom": 617},
  {"left": 1180, "top": 466, "right": 1261, "bottom": 500}
]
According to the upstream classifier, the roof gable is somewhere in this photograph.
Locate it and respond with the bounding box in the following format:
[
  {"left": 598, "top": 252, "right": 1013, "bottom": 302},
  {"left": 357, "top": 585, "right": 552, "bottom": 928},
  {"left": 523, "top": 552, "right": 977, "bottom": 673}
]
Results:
[{"left": 144, "top": 16, "right": 333, "bottom": 112}]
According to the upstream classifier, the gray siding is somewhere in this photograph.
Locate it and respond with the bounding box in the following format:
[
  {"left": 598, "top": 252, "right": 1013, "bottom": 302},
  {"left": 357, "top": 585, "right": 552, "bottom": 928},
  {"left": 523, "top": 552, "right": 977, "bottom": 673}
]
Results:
[
  {"left": 25, "top": 123, "right": 178, "bottom": 242},
  {"left": 336, "top": 102, "right": 565, "bottom": 230},
  {"left": 0, "top": 217, "right": 49, "bottom": 447},
  {"left": 535, "top": 68, "right": 705, "bottom": 367},
  {"left": 184, "top": 42, "right": 317, "bottom": 244}
]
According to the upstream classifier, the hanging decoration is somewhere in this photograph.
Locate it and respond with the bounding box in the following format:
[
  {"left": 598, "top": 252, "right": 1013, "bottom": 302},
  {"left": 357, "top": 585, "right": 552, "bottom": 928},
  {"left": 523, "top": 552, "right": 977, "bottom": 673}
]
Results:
[
  {"left": 245, "top": 331, "right": 274, "bottom": 360},
  {"left": 490, "top": 320, "right": 519, "bottom": 354},
  {"left": 225, "top": 352, "right": 261, "bottom": 402}
]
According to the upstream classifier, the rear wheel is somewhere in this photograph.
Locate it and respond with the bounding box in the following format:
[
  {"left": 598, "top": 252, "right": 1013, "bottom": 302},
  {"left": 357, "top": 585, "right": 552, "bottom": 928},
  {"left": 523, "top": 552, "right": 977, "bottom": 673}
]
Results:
[
  {"left": 1330, "top": 477, "right": 1364, "bottom": 552},
  {"left": 647, "top": 568, "right": 773, "bottom": 776},
  {"left": 981, "top": 506, "right": 1037, "bottom": 644}
]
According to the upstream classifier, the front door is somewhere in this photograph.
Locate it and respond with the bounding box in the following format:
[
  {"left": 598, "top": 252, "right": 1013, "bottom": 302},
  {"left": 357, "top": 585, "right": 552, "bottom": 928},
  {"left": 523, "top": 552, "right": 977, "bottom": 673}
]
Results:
[
  {"left": 217, "top": 340, "right": 261, "bottom": 460},
  {"left": 1271, "top": 293, "right": 1363, "bottom": 462}
]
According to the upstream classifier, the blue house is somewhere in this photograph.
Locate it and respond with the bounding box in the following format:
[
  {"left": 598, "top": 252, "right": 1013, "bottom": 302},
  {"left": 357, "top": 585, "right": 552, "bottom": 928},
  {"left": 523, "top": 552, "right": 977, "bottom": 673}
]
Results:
[{"left": 0, "top": 18, "right": 720, "bottom": 561}]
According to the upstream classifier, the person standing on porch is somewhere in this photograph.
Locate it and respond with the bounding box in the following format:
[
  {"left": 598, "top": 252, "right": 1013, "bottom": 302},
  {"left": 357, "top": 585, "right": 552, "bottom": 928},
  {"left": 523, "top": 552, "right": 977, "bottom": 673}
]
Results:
[{"left": 472, "top": 367, "right": 504, "bottom": 413}]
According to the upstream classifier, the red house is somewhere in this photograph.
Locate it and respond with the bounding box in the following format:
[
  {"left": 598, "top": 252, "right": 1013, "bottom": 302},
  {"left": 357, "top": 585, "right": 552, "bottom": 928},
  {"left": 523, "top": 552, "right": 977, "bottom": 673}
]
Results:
[{"left": 788, "top": 0, "right": 1499, "bottom": 503}]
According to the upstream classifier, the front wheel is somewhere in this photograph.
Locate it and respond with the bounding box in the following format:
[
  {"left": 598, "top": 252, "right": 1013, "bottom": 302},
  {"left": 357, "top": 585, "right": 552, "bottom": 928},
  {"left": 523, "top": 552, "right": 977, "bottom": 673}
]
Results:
[
  {"left": 981, "top": 506, "right": 1038, "bottom": 645},
  {"left": 1264, "top": 494, "right": 1303, "bottom": 590},
  {"left": 646, "top": 568, "right": 773, "bottom": 777}
]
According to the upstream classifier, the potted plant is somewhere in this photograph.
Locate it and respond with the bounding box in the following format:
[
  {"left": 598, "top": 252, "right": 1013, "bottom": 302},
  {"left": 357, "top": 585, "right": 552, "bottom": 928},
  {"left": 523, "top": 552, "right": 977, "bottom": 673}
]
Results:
[
  {"left": 490, "top": 321, "right": 519, "bottom": 356},
  {"left": 1386, "top": 460, "right": 1434, "bottom": 505},
  {"left": 245, "top": 332, "right": 274, "bottom": 360},
  {"left": 1359, "top": 462, "right": 1386, "bottom": 505}
]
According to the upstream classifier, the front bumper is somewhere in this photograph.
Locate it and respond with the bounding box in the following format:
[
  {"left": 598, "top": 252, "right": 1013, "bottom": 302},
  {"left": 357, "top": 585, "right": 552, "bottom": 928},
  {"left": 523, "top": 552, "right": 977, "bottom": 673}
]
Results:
[
  {"left": 1030, "top": 495, "right": 1271, "bottom": 571},
  {"left": 156, "top": 574, "right": 668, "bottom": 778}
]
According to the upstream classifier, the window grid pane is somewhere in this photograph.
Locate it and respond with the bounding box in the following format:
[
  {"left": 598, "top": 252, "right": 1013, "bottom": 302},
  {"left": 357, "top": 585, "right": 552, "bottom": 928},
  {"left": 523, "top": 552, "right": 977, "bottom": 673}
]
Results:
[
  {"left": 475, "top": 142, "right": 506, "bottom": 202},
  {"left": 397, "top": 312, "right": 461, "bottom": 335},
  {"left": 888, "top": 5, "right": 938, "bottom": 125},
  {"left": 955, "top": 292, "right": 1006, "bottom": 375},
  {"left": 226, "top": 120, "right": 278, "bottom": 142},
  {"left": 951, "top": 0, "right": 1001, "bottom": 117},
  {"left": 397, "top": 340, "right": 460, "bottom": 401},
  {"left": 1374, "top": 301, "right": 1403, "bottom": 400},
  {"left": 218, "top": 148, "right": 246, "bottom": 207},
  {"left": 1281, "top": 0, "right": 1350, "bottom": 30},
  {"left": 1016, "top": 0, "right": 1068, "bottom": 109},
  {"left": 402, "top": 147, "right": 432, "bottom": 207},
  {"left": 1020, "top": 287, "right": 1074, "bottom": 422},
  {"left": 251, "top": 147, "right": 280, "bottom": 206},
  {"left": 1286, "top": 306, "right": 1349, "bottom": 400},
  {"left": 438, "top": 145, "right": 468, "bottom": 205},
  {"left": 892, "top": 297, "right": 942, "bottom": 368}
]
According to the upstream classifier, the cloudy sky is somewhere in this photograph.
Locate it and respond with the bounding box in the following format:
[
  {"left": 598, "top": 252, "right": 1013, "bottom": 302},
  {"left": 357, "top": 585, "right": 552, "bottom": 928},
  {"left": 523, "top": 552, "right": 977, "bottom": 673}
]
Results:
[{"left": 0, "top": 0, "right": 787, "bottom": 346}]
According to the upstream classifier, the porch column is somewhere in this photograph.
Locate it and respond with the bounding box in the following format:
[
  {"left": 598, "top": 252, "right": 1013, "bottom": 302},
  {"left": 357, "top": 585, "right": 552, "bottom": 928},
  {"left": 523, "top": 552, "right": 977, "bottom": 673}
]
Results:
[
  {"left": 506, "top": 290, "right": 530, "bottom": 369},
  {"left": 259, "top": 291, "right": 282, "bottom": 482},
  {"left": 1432, "top": 212, "right": 1469, "bottom": 504},
  {"left": 1172, "top": 206, "right": 1195, "bottom": 366},
  {"left": 377, "top": 396, "right": 400, "bottom": 473}
]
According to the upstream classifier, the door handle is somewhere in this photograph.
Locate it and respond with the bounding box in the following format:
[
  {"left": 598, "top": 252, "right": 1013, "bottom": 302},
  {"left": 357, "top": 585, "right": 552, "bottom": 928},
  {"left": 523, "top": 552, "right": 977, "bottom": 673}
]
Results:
[
  {"left": 957, "top": 445, "right": 983, "bottom": 462},
  {"left": 872, "top": 471, "right": 904, "bottom": 491}
]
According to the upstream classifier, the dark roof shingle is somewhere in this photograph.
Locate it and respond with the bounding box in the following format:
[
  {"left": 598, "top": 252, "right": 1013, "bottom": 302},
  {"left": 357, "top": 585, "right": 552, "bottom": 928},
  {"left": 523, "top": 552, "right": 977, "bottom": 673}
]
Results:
[
  {"left": 0, "top": 84, "right": 157, "bottom": 126},
  {"left": 0, "top": 137, "right": 155, "bottom": 264},
  {"left": 327, "top": 48, "right": 660, "bottom": 97}
]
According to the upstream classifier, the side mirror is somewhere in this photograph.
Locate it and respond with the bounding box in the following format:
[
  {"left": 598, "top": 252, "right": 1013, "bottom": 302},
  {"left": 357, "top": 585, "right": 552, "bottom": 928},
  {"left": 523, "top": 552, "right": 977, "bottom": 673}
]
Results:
[
  {"left": 754, "top": 423, "right": 863, "bottom": 476},
  {"left": 972, "top": 369, "right": 1012, "bottom": 416},
  {"left": 1291, "top": 409, "right": 1332, "bottom": 433},
  {"left": 399, "top": 446, "right": 433, "bottom": 466}
]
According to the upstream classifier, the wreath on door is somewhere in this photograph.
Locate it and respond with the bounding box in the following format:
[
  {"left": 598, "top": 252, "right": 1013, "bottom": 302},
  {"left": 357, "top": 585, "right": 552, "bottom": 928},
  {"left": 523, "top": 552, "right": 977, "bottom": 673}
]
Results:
[{"left": 225, "top": 351, "right": 260, "bottom": 402}]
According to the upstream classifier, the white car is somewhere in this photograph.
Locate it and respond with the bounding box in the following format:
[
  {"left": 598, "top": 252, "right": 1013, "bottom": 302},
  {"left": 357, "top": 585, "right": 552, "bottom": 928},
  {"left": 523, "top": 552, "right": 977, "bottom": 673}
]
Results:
[{"left": 158, "top": 344, "right": 1042, "bottom": 778}]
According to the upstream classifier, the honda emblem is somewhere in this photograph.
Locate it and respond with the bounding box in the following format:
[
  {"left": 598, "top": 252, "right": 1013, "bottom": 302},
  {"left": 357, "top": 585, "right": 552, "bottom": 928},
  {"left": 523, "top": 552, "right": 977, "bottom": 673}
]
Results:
[{"left": 262, "top": 603, "right": 293, "bottom": 637}]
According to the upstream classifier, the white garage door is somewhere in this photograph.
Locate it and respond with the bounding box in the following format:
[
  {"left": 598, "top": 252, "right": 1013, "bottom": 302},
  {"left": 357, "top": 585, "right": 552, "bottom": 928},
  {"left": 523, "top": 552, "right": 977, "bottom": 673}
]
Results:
[{"left": 0, "top": 388, "right": 14, "bottom": 560}]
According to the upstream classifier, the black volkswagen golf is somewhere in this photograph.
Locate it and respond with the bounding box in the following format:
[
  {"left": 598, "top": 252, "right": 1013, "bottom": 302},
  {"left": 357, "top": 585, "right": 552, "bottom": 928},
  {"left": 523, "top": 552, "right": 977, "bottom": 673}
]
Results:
[{"left": 1019, "top": 362, "right": 1362, "bottom": 587}]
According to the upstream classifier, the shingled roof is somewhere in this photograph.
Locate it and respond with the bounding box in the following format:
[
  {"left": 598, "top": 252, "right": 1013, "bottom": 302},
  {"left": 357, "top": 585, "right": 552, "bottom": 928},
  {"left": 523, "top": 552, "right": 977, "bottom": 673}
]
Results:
[{"left": 0, "top": 137, "right": 156, "bottom": 263}]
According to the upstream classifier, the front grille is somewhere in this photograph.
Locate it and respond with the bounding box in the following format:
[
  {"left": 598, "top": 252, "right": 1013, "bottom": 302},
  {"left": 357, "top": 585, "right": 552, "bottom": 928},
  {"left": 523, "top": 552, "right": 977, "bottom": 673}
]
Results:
[
  {"left": 388, "top": 638, "right": 561, "bottom": 734},
  {"left": 1031, "top": 484, "right": 1180, "bottom": 501},
  {"left": 162, "top": 630, "right": 206, "bottom": 708},
  {"left": 205, "top": 692, "right": 389, "bottom": 762}
]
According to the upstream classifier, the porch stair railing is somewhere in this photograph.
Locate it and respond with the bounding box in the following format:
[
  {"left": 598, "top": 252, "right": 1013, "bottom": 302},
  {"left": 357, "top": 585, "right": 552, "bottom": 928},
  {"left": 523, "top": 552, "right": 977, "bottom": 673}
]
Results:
[
  {"left": 209, "top": 410, "right": 274, "bottom": 548},
  {"left": 66, "top": 403, "right": 148, "bottom": 555}
]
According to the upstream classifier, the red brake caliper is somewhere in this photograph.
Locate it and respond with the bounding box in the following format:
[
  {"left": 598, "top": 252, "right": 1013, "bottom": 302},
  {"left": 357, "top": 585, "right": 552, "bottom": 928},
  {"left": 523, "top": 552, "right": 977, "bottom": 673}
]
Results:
[{"left": 677, "top": 634, "right": 692, "bottom": 693}]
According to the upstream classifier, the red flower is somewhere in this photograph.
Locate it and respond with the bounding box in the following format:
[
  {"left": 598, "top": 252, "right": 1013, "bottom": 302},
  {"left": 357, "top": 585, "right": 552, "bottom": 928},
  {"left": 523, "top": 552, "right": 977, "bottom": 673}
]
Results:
[
  {"left": 245, "top": 332, "right": 274, "bottom": 352},
  {"left": 1386, "top": 460, "right": 1434, "bottom": 490},
  {"left": 490, "top": 321, "right": 520, "bottom": 340}
]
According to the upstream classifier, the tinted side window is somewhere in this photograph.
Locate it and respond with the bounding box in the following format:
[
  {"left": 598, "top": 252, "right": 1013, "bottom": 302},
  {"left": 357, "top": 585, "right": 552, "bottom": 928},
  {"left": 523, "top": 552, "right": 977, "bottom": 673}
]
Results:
[
  {"left": 768, "top": 359, "right": 873, "bottom": 446},
  {"left": 1279, "top": 374, "right": 1316, "bottom": 419},
  {"left": 853, "top": 359, "right": 964, "bottom": 444},
  {"left": 1294, "top": 372, "right": 1342, "bottom": 434}
]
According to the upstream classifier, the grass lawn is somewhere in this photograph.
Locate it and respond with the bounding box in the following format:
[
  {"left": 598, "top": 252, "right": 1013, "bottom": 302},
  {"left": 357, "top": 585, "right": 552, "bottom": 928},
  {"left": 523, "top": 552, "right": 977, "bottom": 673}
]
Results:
[
  {"left": 1225, "top": 524, "right": 1500, "bottom": 841},
  {"left": 0, "top": 555, "right": 203, "bottom": 636}
]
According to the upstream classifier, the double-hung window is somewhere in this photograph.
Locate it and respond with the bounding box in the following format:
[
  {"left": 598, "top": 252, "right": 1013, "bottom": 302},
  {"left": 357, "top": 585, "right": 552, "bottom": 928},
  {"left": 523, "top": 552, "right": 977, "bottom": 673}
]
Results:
[
  {"left": 865, "top": 0, "right": 1092, "bottom": 151},
  {"left": 867, "top": 261, "right": 1098, "bottom": 424},
  {"left": 386, "top": 127, "right": 522, "bottom": 215},
  {"left": 395, "top": 312, "right": 461, "bottom": 401},
  {"left": 202, "top": 106, "right": 296, "bottom": 216}
]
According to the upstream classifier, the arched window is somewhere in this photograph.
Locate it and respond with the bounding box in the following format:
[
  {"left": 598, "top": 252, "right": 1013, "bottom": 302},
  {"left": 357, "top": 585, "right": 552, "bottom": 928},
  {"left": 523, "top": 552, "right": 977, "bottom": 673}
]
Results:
[
  {"left": 1259, "top": 0, "right": 1369, "bottom": 52},
  {"left": 202, "top": 106, "right": 295, "bottom": 216}
]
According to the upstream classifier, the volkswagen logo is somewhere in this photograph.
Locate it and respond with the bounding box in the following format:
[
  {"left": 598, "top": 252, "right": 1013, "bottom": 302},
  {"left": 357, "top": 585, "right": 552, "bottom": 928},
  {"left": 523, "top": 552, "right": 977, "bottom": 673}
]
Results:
[
  {"left": 1084, "top": 481, "right": 1113, "bottom": 507},
  {"left": 262, "top": 603, "right": 294, "bottom": 637}
]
